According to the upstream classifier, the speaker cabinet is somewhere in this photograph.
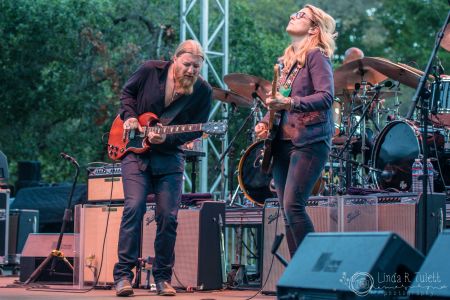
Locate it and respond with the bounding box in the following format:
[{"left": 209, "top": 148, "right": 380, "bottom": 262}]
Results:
[
  {"left": 8, "top": 209, "right": 39, "bottom": 259},
  {"left": 409, "top": 230, "right": 450, "bottom": 299},
  {"left": 0, "top": 189, "right": 9, "bottom": 264},
  {"left": 74, "top": 204, "right": 124, "bottom": 286},
  {"left": 375, "top": 192, "right": 446, "bottom": 254},
  {"left": 277, "top": 232, "right": 424, "bottom": 299},
  {"left": 141, "top": 201, "right": 224, "bottom": 290},
  {"left": 261, "top": 197, "right": 338, "bottom": 294},
  {"left": 19, "top": 233, "right": 74, "bottom": 283}
]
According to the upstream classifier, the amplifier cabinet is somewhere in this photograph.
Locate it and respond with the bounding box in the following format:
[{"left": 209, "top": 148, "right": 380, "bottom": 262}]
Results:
[
  {"left": 8, "top": 209, "right": 39, "bottom": 261},
  {"left": 74, "top": 204, "right": 125, "bottom": 287},
  {"left": 0, "top": 189, "right": 10, "bottom": 264},
  {"left": 87, "top": 165, "right": 124, "bottom": 202},
  {"left": 141, "top": 201, "right": 224, "bottom": 290},
  {"left": 375, "top": 192, "right": 446, "bottom": 254},
  {"left": 261, "top": 197, "right": 338, "bottom": 294}
]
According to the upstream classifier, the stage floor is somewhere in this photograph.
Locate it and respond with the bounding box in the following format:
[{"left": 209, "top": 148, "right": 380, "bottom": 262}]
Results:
[{"left": 0, "top": 276, "right": 275, "bottom": 300}]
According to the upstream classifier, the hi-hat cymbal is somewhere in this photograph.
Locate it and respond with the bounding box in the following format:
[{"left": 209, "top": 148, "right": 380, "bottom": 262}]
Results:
[
  {"left": 334, "top": 58, "right": 388, "bottom": 90},
  {"left": 363, "top": 57, "right": 422, "bottom": 88},
  {"left": 212, "top": 87, "right": 252, "bottom": 108},
  {"left": 224, "top": 73, "right": 272, "bottom": 101}
]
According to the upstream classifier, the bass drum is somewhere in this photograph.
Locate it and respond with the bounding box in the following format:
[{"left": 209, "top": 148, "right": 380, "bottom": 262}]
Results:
[
  {"left": 238, "top": 141, "right": 325, "bottom": 206},
  {"left": 371, "top": 120, "right": 449, "bottom": 192}
]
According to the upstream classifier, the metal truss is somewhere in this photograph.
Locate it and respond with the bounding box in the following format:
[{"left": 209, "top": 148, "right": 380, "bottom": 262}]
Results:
[{"left": 180, "top": 0, "right": 229, "bottom": 197}]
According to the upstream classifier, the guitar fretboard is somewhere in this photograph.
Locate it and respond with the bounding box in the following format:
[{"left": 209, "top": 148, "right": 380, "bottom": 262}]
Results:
[{"left": 144, "top": 124, "right": 203, "bottom": 135}]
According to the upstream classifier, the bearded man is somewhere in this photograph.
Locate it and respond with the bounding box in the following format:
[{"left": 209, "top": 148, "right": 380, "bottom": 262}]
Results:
[{"left": 113, "top": 40, "right": 212, "bottom": 297}]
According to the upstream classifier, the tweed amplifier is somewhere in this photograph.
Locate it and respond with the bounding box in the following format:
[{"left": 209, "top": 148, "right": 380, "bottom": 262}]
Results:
[{"left": 87, "top": 164, "right": 124, "bottom": 202}]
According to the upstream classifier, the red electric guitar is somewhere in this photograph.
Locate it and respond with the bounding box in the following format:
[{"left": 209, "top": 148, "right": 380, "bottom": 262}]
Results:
[{"left": 107, "top": 112, "right": 227, "bottom": 160}]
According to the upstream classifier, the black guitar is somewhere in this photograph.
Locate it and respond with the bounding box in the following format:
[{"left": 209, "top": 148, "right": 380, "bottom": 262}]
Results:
[{"left": 260, "top": 65, "right": 281, "bottom": 174}]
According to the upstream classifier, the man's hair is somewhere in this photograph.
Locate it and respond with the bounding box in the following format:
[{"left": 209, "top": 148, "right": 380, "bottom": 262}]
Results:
[{"left": 174, "top": 39, "right": 205, "bottom": 60}]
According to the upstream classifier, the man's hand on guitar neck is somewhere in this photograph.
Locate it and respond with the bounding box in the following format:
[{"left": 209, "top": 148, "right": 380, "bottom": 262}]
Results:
[
  {"left": 147, "top": 123, "right": 166, "bottom": 144},
  {"left": 255, "top": 122, "right": 268, "bottom": 139},
  {"left": 266, "top": 92, "right": 292, "bottom": 111}
]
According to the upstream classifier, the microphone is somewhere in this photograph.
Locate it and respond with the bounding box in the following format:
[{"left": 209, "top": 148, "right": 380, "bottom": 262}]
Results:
[
  {"left": 60, "top": 152, "right": 78, "bottom": 166},
  {"left": 369, "top": 80, "right": 393, "bottom": 91}
]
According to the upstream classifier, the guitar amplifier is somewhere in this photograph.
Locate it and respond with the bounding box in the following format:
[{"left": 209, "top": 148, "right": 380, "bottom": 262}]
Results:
[
  {"left": 87, "top": 164, "right": 124, "bottom": 202},
  {"left": 73, "top": 204, "right": 126, "bottom": 287},
  {"left": 141, "top": 201, "right": 224, "bottom": 290}
]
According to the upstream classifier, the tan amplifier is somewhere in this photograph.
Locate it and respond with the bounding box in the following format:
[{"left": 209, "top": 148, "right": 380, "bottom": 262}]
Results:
[{"left": 87, "top": 164, "right": 124, "bottom": 202}]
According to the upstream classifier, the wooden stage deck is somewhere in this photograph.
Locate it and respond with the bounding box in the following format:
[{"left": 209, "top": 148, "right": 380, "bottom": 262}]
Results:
[{"left": 0, "top": 276, "right": 276, "bottom": 300}]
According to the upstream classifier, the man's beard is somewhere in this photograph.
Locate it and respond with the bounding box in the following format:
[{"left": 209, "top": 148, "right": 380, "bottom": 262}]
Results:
[{"left": 175, "top": 67, "right": 197, "bottom": 95}]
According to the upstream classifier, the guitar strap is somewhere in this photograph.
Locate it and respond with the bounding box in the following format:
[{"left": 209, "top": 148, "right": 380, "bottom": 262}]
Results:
[{"left": 158, "top": 95, "right": 191, "bottom": 126}]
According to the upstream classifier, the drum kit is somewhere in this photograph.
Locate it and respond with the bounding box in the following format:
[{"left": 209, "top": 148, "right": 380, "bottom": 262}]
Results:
[{"left": 212, "top": 56, "right": 450, "bottom": 206}]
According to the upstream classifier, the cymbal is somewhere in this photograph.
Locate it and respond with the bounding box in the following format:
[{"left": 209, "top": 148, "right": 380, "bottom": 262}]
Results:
[
  {"left": 224, "top": 73, "right": 271, "bottom": 101},
  {"left": 212, "top": 87, "right": 252, "bottom": 108},
  {"left": 334, "top": 58, "right": 388, "bottom": 90},
  {"left": 363, "top": 57, "right": 422, "bottom": 88}
]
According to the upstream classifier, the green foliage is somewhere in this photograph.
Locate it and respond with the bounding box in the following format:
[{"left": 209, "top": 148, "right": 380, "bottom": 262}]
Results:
[{"left": 0, "top": 0, "right": 448, "bottom": 186}]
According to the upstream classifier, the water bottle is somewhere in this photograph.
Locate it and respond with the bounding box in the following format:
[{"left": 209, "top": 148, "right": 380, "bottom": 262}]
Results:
[
  {"left": 426, "top": 159, "right": 434, "bottom": 194},
  {"left": 411, "top": 158, "right": 423, "bottom": 193}
]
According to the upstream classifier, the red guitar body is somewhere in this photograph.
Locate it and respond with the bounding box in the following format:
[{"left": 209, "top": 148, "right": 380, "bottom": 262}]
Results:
[{"left": 107, "top": 112, "right": 158, "bottom": 160}]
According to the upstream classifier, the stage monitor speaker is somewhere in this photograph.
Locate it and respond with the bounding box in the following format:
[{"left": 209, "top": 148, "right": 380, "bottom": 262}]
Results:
[
  {"left": 277, "top": 232, "right": 424, "bottom": 299},
  {"left": 261, "top": 197, "right": 338, "bottom": 294},
  {"left": 8, "top": 209, "right": 39, "bottom": 258},
  {"left": 375, "top": 192, "right": 446, "bottom": 254},
  {"left": 0, "top": 189, "right": 10, "bottom": 264},
  {"left": 141, "top": 201, "right": 225, "bottom": 290},
  {"left": 74, "top": 204, "right": 124, "bottom": 287},
  {"left": 19, "top": 233, "right": 74, "bottom": 283},
  {"left": 408, "top": 230, "right": 450, "bottom": 299}
]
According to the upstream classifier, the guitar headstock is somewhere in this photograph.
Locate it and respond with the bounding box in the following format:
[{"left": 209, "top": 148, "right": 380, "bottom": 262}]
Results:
[{"left": 201, "top": 121, "right": 228, "bottom": 135}]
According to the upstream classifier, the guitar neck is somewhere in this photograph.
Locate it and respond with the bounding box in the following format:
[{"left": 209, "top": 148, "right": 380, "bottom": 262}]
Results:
[
  {"left": 145, "top": 123, "right": 203, "bottom": 135},
  {"left": 268, "top": 64, "right": 279, "bottom": 130}
]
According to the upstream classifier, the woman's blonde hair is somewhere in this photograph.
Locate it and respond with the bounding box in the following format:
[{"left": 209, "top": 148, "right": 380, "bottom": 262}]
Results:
[{"left": 282, "top": 4, "right": 336, "bottom": 70}]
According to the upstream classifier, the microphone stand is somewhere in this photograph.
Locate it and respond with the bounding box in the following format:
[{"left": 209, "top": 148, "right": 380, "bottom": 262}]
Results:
[
  {"left": 404, "top": 9, "right": 450, "bottom": 255},
  {"left": 25, "top": 154, "right": 80, "bottom": 284},
  {"left": 215, "top": 99, "right": 262, "bottom": 205}
]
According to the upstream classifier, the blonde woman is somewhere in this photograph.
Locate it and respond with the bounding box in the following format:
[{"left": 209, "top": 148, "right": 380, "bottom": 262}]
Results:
[{"left": 255, "top": 4, "right": 336, "bottom": 258}]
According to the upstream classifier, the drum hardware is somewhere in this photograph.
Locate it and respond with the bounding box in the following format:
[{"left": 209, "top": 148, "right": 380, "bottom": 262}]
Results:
[
  {"left": 214, "top": 88, "right": 265, "bottom": 205},
  {"left": 404, "top": 9, "right": 450, "bottom": 254},
  {"left": 328, "top": 153, "right": 384, "bottom": 193},
  {"left": 337, "top": 86, "right": 384, "bottom": 171}
]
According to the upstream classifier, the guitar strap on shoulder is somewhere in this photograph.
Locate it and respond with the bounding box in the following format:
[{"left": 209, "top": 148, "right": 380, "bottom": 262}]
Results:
[{"left": 158, "top": 96, "right": 190, "bottom": 126}]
